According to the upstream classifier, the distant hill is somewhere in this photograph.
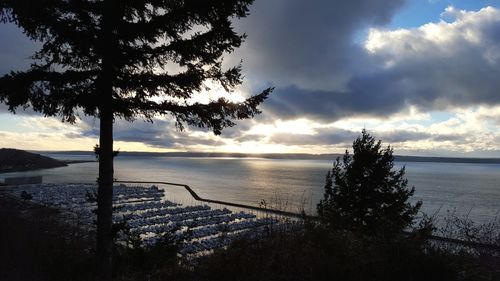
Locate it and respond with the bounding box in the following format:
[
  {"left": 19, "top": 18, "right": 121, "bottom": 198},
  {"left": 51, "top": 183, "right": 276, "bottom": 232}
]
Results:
[
  {"left": 393, "top": 155, "right": 500, "bottom": 164},
  {"left": 43, "top": 150, "right": 500, "bottom": 164},
  {"left": 0, "top": 148, "right": 67, "bottom": 173},
  {"left": 112, "top": 152, "right": 500, "bottom": 164}
]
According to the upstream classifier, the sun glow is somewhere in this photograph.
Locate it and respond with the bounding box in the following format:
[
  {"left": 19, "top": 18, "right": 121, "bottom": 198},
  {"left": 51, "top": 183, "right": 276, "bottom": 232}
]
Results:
[{"left": 245, "top": 119, "right": 318, "bottom": 137}]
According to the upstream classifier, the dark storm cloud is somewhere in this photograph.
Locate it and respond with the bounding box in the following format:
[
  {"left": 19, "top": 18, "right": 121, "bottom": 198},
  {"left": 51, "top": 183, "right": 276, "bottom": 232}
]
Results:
[
  {"left": 379, "top": 130, "right": 433, "bottom": 143},
  {"left": 227, "top": 0, "right": 412, "bottom": 121},
  {"left": 76, "top": 118, "right": 175, "bottom": 148},
  {"left": 0, "top": 23, "right": 39, "bottom": 75},
  {"left": 0, "top": 102, "right": 44, "bottom": 116},
  {"left": 377, "top": 130, "right": 467, "bottom": 144},
  {"left": 266, "top": 128, "right": 464, "bottom": 147},
  {"left": 261, "top": 28, "right": 500, "bottom": 122},
  {"left": 230, "top": 0, "right": 406, "bottom": 91},
  {"left": 0, "top": 0, "right": 411, "bottom": 122},
  {"left": 261, "top": 80, "right": 408, "bottom": 122},
  {"left": 73, "top": 117, "right": 223, "bottom": 149},
  {"left": 0, "top": 23, "right": 41, "bottom": 115},
  {"left": 234, "top": 3, "right": 500, "bottom": 122},
  {"left": 0, "top": 103, "right": 9, "bottom": 113},
  {"left": 267, "top": 129, "right": 379, "bottom": 146}
]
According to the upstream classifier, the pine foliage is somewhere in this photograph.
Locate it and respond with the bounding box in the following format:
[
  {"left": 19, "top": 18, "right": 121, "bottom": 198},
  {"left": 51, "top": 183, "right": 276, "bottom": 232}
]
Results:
[
  {"left": 317, "top": 129, "right": 422, "bottom": 237},
  {"left": 0, "top": 1, "right": 270, "bottom": 278},
  {"left": 0, "top": 0, "right": 271, "bottom": 132}
]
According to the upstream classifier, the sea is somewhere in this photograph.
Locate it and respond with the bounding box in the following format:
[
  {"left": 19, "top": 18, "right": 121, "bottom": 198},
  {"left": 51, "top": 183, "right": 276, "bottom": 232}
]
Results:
[{"left": 1, "top": 153, "right": 499, "bottom": 224}]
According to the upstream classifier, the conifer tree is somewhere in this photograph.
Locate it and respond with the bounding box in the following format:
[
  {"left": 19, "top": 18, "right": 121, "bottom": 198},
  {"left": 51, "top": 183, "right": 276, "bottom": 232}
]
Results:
[
  {"left": 317, "top": 129, "right": 422, "bottom": 238},
  {"left": 0, "top": 1, "right": 271, "bottom": 279}
]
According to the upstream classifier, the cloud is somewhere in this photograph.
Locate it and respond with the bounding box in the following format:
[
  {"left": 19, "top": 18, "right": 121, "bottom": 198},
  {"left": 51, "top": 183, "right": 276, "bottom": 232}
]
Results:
[
  {"left": 0, "top": 1, "right": 412, "bottom": 126},
  {"left": 230, "top": 0, "right": 406, "bottom": 91},
  {"left": 365, "top": 6, "right": 500, "bottom": 101},
  {"left": 255, "top": 6, "right": 500, "bottom": 123},
  {"left": 4, "top": 4, "right": 500, "bottom": 126},
  {"left": 0, "top": 23, "right": 39, "bottom": 75},
  {"left": 0, "top": 130, "right": 96, "bottom": 151},
  {"left": 265, "top": 126, "right": 461, "bottom": 147},
  {"left": 2, "top": 3, "right": 500, "bottom": 156},
  {"left": 72, "top": 116, "right": 225, "bottom": 150},
  {"left": 267, "top": 128, "right": 358, "bottom": 146}
]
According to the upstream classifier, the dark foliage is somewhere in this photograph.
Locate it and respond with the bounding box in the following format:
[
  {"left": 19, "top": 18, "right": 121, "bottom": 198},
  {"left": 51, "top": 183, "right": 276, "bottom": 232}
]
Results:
[
  {"left": 20, "top": 190, "right": 33, "bottom": 200},
  {"left": 0, "top": 194, "right": 96, "bottom": 281},
  {"left": 2, "top": 192, "right": 498, "bottom": 281},
  {"left": 0, "top": 148, "right": 66, "bottom": 173},
  {"left": 112, "top": 232, "right": 180, "bottom": 280},
  {"left": 0, "top": 1, "right": 270, "bottom": 278},
  {"left": 0, "top": 0, "right": 270, "bottom": 130},
  {"left": 317, "top": 129, "right": 422, "bottom": 238},
  {"left": 187, "top": 224, "right": 498, "bottom": 281}
]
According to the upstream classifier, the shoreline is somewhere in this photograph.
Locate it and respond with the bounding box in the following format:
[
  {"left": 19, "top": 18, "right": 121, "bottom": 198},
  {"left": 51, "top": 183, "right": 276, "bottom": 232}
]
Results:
[
  {"left": 41, "top": 150, "right": 500, "bottom": 164},
  {"left": 0, "top": 148, "right": 96, "bottom": 175},
  {"left": 0, "top": 160, "right": 95, "bottom": 174}
]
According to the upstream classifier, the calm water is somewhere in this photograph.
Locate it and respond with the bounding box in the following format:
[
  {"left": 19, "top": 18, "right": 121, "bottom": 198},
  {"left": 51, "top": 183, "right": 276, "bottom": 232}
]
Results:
[{"left": 1, "top": 154, "right": 499, "bottom": 223}]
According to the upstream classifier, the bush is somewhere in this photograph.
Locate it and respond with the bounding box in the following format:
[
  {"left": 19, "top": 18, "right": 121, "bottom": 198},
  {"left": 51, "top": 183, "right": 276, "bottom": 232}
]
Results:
[
  {"left": 317, "top": 129, "right": 422, "bottom": 238},
  {"left": 190, "top": 224, "right": 487, "bottom": 281}
]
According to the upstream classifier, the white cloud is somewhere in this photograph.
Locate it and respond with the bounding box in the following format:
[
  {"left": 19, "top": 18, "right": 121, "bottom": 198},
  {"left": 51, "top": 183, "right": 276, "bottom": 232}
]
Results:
[{"left": 366, "top": 6, "right": 500, "bottom": 61}]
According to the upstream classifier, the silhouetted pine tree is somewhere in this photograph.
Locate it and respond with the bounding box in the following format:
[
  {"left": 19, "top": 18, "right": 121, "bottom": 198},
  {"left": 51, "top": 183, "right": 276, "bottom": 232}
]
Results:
[
  {"left": 317, "top": 129, "right": 422, "bottom": 238},
  {"left": 0, "top": 1, "right": 271, "bottom": 279}
]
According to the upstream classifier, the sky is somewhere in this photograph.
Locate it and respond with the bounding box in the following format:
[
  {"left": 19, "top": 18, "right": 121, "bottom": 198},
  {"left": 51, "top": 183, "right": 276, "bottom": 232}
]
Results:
[{"left": 1, "top": 0, "right": 500, "bottom": 157}]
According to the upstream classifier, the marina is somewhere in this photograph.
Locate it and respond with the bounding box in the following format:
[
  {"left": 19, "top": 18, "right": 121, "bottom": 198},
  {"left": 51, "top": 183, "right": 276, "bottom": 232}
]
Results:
[{"left": 3, "top": 183, "right": 279, "bottom": 256}]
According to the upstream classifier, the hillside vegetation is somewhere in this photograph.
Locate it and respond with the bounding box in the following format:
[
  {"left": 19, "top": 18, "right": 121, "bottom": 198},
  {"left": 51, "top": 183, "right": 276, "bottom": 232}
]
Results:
[{"left": 0, "top": 148, "right": 66, "bottom": 173}]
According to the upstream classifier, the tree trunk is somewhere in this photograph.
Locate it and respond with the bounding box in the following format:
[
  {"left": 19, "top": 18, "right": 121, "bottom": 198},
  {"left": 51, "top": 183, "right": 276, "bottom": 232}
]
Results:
[
  {"left": 97, "top": 104, "right": 114, "bottom": 281},
  {"left": 97, "top": 0, "right": 115, "bottom": 279}
]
